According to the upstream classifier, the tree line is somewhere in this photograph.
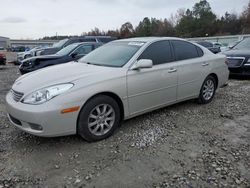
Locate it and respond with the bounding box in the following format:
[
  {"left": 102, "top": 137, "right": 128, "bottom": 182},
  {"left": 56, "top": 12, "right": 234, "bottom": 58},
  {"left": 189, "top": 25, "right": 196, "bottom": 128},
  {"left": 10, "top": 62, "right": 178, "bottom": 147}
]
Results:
[{"left": 42, "top": 0, "right": 250, "bottom": 40}]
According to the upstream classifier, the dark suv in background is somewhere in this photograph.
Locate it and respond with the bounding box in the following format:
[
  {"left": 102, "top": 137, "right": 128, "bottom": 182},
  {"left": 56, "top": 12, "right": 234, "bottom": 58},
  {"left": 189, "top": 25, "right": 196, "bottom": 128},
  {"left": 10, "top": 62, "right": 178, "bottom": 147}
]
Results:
[
  {"left": 223, "top": 37, "right": 250, "bottom": 76},
  {"left": 19, "top": 42, "right": 101, "bottom": 74},
  {"left": 35, "top": 36, "right": 116, "bottom": 56}
]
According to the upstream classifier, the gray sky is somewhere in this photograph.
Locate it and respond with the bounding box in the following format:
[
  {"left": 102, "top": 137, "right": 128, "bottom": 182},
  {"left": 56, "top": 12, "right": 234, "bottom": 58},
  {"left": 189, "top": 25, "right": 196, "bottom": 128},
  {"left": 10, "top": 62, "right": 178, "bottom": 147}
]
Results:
[{"left": 0, "top": 0, "right": 249, "bottom": 39}]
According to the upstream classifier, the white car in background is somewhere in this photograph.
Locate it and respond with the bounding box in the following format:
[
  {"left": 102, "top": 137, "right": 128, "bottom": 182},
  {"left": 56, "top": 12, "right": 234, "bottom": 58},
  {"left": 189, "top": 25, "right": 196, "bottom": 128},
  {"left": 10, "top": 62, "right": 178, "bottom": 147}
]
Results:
[
  {"left": 16, "top": 46, "right": 46, "bottom": 65},
  {"left": 6, "top": 37, "right": 229, "bottom": 142}
]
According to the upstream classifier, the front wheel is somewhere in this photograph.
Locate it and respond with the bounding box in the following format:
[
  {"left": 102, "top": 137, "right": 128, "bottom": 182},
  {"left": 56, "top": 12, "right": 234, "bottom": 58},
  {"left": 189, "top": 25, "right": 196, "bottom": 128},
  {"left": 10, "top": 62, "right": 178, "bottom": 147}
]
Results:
[
  {"left": 77, "top": 95, "right": 121, "bottom": 142},
  {"left": 198, "top": 76, "right": 216, "bottom": 104}
]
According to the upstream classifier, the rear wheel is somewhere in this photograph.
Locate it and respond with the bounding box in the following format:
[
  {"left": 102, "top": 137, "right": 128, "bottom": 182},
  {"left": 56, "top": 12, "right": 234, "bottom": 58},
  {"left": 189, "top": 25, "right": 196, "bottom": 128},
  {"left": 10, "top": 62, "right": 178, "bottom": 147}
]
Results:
[
  {"left": 198, "top": 76, "right": 216, "bottom": 104},
  {"left": 77, "top": 95, "right": 120, "bottom": 142}
]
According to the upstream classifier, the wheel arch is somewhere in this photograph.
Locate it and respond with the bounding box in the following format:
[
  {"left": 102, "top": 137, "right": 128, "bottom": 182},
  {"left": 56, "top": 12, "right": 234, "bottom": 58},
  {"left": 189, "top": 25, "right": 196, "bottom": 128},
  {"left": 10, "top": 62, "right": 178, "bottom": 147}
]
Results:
[
  {"left": 78, "top": 91, "right": 125, "bottom": 123},
  {"left": 208, "top": 73, "right": 218, "bottom": 89}
]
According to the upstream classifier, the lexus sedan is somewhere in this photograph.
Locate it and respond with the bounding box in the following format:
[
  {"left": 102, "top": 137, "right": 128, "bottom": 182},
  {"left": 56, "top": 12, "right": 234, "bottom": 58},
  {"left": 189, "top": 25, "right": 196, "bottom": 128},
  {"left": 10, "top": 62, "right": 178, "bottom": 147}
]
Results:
[
  {"left": 19, "top": 42, "right": 101, "bottom": 74},
  {"left": 6, "top": 37, "right": 229, "bottom": 142},
  {"left": 222, "top": 37, "right": 250, "bottom": 76}
]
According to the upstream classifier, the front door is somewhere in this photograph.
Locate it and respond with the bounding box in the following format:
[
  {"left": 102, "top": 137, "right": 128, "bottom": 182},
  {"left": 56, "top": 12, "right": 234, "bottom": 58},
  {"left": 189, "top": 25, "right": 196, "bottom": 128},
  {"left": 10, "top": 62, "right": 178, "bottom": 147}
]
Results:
[{"left": 127, "top": 40, "right": 178, "bottom": 116}]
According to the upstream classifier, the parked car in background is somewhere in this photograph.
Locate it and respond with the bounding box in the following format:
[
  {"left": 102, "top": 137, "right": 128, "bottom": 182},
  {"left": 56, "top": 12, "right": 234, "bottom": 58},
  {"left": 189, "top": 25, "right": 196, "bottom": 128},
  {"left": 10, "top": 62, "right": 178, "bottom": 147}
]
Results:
[
  {"left": 196, "top": 41, "right": 221, "bottom": 54},
  {"left": 0, "top": 53, "right": 6, "bottom": 65},
  {"left": 6, "top": 37, "right": 229, "bottom": 142},
  {"left": 11, "top": 46, "right": 28, "bottom": 52},
  {"left": 0, "top": 47, "right": 5, "bottom": 51},
  {"left": 16, "top": 46, "right": 45, "bottom": 65},
  {"left": 222, "top": 37, "right": 250, "bottom": 76},
  {"left": 212, "top": 42, "right": 228, "bottom": 52},
  {"left": 34, "top": 36, "right": 116, "bottom": 56},
  {"left": 19, "top": 42, "right": 101, "bottom": 74}
]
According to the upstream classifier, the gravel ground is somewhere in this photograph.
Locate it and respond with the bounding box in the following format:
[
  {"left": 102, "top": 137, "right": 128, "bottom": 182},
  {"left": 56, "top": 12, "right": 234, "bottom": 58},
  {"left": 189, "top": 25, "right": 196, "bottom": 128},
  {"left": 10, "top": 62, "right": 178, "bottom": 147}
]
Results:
[{"left": 0, "top": 65, "right": 249, "bottom": 188}]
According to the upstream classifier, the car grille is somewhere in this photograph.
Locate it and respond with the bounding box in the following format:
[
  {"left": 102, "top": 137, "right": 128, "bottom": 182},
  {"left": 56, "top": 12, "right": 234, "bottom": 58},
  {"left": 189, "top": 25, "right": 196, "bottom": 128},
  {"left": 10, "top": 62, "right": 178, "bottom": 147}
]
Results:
[
  {"left": 11, "top": 89, "right": 24, "bottom": 102},
  {"left": 227, "top": 57, "right": 245, "bottom": 68}
]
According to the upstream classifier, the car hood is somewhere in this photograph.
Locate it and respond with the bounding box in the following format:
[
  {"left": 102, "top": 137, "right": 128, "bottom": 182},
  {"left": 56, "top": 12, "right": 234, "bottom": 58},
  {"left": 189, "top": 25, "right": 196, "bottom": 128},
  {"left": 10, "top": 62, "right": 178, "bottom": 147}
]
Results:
[
  {"left": 23, "top": 55, "right": 62, "bottom": 62},
  {"left": 12, "top": 62, "right": 125, "bottom": 93},
  {"left": 40, "top": 47, "right": 60, "bottom": 55},
  {"left": 222, "top": 49, "right": 250, "bottom": 57}
]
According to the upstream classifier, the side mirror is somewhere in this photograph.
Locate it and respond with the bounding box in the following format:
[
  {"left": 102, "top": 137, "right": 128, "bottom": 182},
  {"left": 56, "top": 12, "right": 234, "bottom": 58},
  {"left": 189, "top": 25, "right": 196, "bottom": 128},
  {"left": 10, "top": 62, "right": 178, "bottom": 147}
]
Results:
[
  {"left": 71, "top": 53, "right": 77, "bottom": 58},
  {"left": 131, "top": 59, "right": 153, "bottom": 70}
]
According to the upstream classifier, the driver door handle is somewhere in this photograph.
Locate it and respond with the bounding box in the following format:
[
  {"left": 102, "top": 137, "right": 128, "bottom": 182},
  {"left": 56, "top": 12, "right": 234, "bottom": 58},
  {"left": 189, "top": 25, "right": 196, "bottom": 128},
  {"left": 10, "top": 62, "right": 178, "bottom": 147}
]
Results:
[
  {"left": 168, "top": 68, "right": 177, "bottom": 73},
  {"left": 202, "top": 62, "right": 209, "bottom": 66}
]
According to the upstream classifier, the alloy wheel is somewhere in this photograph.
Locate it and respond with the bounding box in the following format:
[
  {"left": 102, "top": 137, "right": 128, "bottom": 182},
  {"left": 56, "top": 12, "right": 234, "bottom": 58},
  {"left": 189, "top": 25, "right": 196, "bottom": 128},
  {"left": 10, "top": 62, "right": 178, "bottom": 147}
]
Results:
[
  {"left": 87, "top": 104, "right": 115, "bottom": 136},
  {"left": 202, "top": 79, "right": 215, "bottom": 101}
]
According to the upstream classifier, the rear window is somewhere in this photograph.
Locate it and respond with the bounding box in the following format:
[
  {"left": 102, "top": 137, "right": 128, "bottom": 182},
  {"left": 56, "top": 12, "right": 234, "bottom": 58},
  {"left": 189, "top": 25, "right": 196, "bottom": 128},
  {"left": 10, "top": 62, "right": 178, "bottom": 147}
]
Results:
[{"left": 196, "top": 47, "right": 204, "bottom": 57}]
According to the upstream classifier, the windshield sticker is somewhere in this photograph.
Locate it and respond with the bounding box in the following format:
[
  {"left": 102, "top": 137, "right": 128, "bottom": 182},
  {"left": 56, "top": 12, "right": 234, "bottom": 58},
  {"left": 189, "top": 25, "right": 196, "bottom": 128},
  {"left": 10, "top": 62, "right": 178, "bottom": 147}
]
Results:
[{"left": 128, "top": 42, "right": 145, "bottom": 46}]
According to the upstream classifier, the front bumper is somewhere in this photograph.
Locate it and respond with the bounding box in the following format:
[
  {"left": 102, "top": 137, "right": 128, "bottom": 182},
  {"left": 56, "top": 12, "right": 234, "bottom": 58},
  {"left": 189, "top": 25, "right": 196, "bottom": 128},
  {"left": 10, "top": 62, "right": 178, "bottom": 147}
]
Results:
[
  {"left": 19, "top": 66, "right": 38, "bottom": 74},
  {"left": 229, "top": 66, "right": 250, "bottom": 76},
  {"left": 6, "top": 92, "right": 79, "bottom": 137}
]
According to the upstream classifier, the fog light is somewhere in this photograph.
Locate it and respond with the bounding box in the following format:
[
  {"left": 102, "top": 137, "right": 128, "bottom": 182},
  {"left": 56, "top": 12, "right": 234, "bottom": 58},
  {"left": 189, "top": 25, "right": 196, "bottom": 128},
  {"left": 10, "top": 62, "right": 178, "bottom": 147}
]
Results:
[{"left": 29, "top": 123, "right": 43, "bottom": 131}]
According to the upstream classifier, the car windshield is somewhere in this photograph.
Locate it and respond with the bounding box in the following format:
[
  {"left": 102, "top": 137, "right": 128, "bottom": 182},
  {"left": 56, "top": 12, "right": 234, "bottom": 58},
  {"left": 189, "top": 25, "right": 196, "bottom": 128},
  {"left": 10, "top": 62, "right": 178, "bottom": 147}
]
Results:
[
  {"left": 56, "top": 43, "right": 79, "bottom": 56},
  {"left": 79, "top": 41, "right": 144, "bottom": 67},
  {"left": 233, "top": 38, "right": 250, "bottom": 50},
  {"left": 53, "top": 39, "right": 69, "bottom": 48}
]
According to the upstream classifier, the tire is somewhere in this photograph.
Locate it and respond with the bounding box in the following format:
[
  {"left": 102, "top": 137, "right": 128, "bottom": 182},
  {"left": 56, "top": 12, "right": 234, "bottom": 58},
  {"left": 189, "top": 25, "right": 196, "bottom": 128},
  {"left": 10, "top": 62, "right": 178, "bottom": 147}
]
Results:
[
  {"left": 198, "top": 75, "right": 216, "bottom": 104},
  {"left": 77, "top": 95, "right": 121, "bottom": 142}
]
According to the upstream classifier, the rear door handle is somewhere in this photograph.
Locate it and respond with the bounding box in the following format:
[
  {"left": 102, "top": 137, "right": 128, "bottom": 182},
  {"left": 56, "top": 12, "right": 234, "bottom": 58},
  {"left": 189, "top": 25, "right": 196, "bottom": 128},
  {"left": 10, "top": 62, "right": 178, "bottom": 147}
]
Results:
[
  {"left": 202, "top": 62, "right": 209, "bottom": 66},
  {"left": 168, "top": 68, "right": 177, "bottom": 73}
]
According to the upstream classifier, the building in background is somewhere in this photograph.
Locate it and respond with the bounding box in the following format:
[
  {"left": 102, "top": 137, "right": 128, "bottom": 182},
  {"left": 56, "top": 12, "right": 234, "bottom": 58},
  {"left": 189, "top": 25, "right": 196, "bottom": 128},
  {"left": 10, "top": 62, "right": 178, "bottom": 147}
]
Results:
[{"left": 0, "top": 36, "right": 10, "bottom": 49}]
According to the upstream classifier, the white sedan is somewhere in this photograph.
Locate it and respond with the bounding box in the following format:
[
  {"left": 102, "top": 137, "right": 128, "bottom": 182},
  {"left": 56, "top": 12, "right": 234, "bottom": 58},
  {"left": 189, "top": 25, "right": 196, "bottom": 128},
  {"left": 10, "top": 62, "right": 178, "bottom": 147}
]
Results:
[{"left": 6, "top": 37, "right": 229, "bottom": 142}]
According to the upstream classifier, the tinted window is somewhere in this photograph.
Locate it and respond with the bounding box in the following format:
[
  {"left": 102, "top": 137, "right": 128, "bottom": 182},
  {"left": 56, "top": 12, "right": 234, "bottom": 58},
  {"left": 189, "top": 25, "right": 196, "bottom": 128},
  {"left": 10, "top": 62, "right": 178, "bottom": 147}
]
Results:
[
  {"left": 73, "top": 45, "right": 93, "bottom": 55},
  {"left": 56, "top": 43, "right": 79, "bottom": 56},
  {"left": 196, "top": 47, "right": 204, "bottom": 57},
  {"left": 138, "top": 41, "right": 173, "bottom": 65},
  {"left": 172, "top": 40, "right": 200, "bottom": 61}
]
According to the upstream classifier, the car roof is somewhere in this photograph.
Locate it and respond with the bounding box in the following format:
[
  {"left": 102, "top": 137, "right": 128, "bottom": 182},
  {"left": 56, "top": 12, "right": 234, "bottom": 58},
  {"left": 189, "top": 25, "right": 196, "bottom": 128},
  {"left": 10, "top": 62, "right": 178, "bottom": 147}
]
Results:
[
  {"left": 70, "top": 42, "right": 99, "bottom": 46},
  {"left": 117, "top": 37, "right": 187, "bottom": 43}
]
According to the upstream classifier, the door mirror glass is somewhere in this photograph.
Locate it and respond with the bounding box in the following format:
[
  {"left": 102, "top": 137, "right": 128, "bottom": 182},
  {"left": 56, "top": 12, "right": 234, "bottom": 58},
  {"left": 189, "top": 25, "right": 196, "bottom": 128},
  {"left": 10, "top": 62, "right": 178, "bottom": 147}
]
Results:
[
  {"left": 71, "top": 52, "right": 77, "bottom": 58},
  {"left": 131, "top": 59, "right": 153, "bottom": 70}
]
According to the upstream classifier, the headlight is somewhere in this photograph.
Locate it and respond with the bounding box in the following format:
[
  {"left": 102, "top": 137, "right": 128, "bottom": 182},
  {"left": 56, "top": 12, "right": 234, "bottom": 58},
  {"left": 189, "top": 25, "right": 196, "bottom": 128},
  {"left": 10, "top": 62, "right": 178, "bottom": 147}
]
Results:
[{"left": 22, "top": 83, "right": 74, "bottom": 105}]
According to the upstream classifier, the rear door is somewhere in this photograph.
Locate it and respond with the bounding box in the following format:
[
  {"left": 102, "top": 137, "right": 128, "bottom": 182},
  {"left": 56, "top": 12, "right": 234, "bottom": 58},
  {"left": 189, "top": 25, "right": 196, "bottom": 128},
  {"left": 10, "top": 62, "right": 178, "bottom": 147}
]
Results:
[
  {"left": 171, "top": 40, "right": 207, "bottom": 100},
  {"left": 127, "top": 40, "right": 178, "bottom": 115}
]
